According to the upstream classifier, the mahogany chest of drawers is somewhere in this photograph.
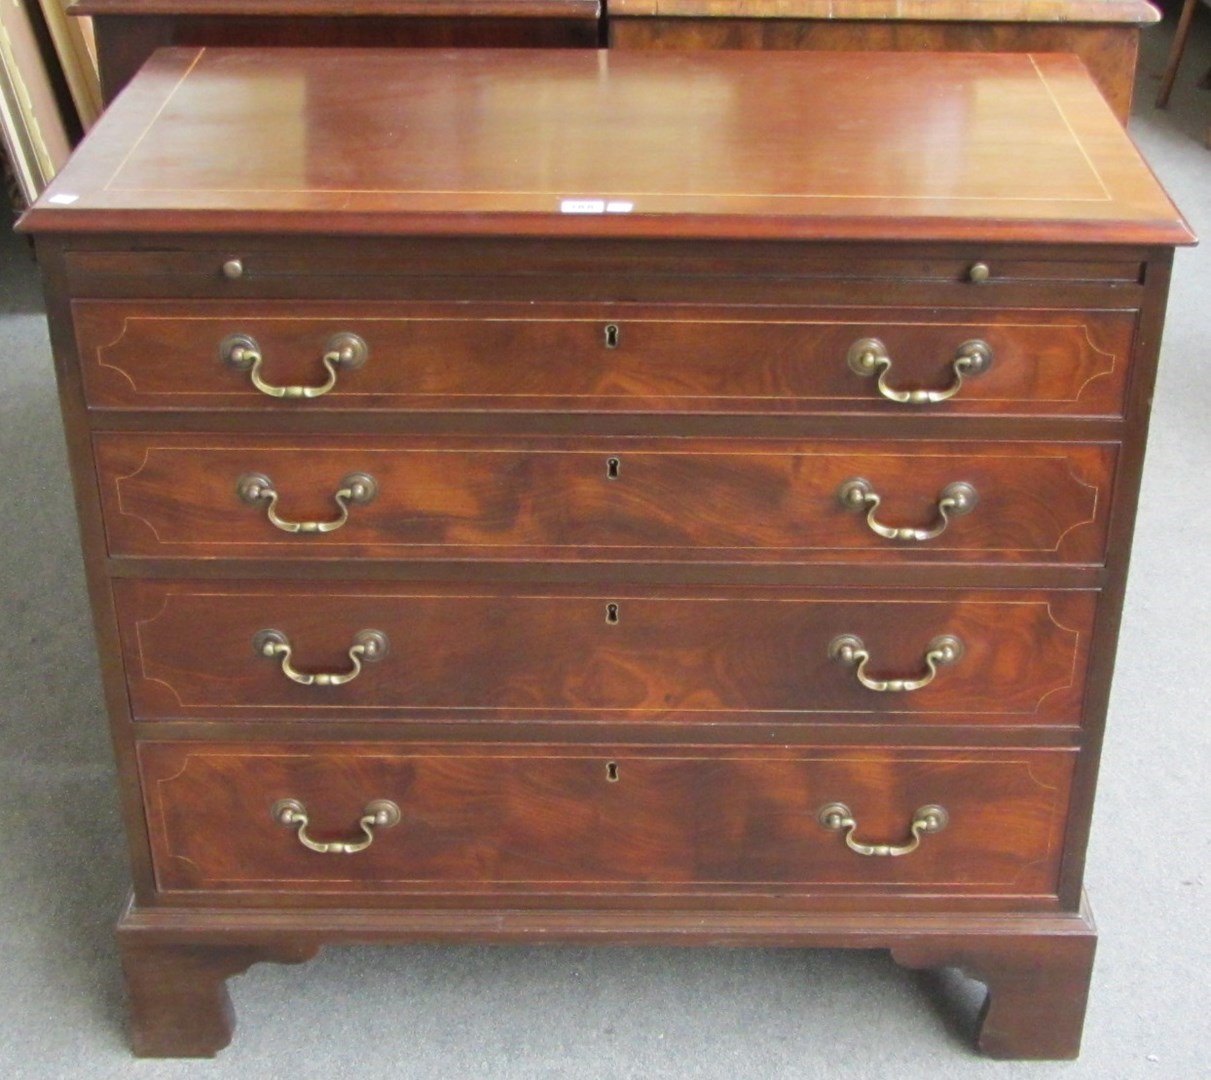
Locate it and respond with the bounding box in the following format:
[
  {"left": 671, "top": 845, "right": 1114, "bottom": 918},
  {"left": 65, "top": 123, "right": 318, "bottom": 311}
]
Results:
[{"left": 20, "top": 46, "right": 1192, "bottom": 1059}]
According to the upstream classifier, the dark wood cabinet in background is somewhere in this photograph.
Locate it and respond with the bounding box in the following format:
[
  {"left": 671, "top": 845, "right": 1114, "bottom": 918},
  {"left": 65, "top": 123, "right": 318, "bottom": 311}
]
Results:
[
  {"left": 610, "top": 0, "right": 1161, "bottom": 122},
  {"left": 75, "top": 0, "right": 1159, "bottom": 122},
  {"left": 73, "top": 0, "right": 604, "bottom": 100},
  {"left": 21, "top": 46, "right": 1191, "bottom": 1058}
]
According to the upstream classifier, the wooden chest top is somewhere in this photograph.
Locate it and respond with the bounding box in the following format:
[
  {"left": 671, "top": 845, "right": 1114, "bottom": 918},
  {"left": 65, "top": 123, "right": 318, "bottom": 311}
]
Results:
[{"left": 21, "top": 46, "right": 1191, "bottom": 245}]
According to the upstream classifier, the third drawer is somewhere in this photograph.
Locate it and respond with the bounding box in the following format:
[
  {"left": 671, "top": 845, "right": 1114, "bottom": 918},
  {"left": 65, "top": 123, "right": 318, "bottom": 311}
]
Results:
[{"left": 114, "top": 580, "right": 1096, "bottom": 726}]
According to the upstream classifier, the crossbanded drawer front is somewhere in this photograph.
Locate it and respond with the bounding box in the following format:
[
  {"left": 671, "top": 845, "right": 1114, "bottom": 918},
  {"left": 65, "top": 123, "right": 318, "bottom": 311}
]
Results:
[
  {"left": 115, "top": 582, "right": 1095, "bottom": 725},
  {"left": 138, "top": 742, "right": 1074, "bottom": 899},
  {"left": 73, "top": 300, "right": 1134, "bottom": 416},
  {"left": 95, "top": 435, "right": 1115, "bottom": 565}
]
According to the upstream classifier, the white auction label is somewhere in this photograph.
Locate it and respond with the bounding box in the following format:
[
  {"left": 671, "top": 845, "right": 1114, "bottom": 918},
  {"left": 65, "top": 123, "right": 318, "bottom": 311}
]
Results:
[{"left": 560, "top": 199, "right": 606, "bottom": 214}]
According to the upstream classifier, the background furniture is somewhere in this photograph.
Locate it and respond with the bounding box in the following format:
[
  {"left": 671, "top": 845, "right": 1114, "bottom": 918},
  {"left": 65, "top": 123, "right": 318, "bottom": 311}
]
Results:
[
  {"left": 75, "top": 0, "right": 1159, "bottom": 122},
  {"left": 20, "top": 45, "right": 1191, "bottom": 1059},
  {"left": 72, "top": 0, "right": 602, "bottom": 102},
  {"left": 609, "top": 0, "right": 1161, "bottom": 123},
  {"left": 1155, "top": 0, "right": 1210, "bottom": 146}
]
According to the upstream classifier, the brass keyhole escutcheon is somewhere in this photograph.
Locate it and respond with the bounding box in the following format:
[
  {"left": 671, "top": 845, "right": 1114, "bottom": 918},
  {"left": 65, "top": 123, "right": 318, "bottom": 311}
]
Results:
[
  {"left": 605, "top": 602, "right": 620, "bottom": 624},
  {"left": 604, "top": 323, "right": 621, "bottom": 349},
  {"left": 605, "top": 761, "right": 620, "bottom": 782},
  {"left": 606, "top": 457, "right": 621, "bottom": 480}
]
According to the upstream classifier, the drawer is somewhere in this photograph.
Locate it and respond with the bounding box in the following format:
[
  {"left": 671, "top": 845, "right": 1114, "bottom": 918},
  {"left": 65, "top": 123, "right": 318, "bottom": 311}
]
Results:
[
  {"left": 115, "top": 581, "right": 1095, "bottom": 725},
  {"left": 96, "top": 435, "right": 1115, "bottom": 565},
  {"left": 73, "top": 300, "right": 1135, "bottom": 417},
  {"left": 138, "top": 741, "right": 1075, "bottom": 901}
]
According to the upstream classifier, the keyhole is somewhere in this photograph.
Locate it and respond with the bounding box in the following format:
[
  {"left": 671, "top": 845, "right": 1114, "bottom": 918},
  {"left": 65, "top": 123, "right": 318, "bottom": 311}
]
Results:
[
  {"left": 604, "top": 323, "right": 620, "bottom": 349},
  {"left": 606, "top": 457, "right": 621, "bottom": 480},
  {"left": 605, "top": 602, "right": 620, "bottom": 624},
  {"left": 605, "top": 761, "right": 620, "bottom": 783}
]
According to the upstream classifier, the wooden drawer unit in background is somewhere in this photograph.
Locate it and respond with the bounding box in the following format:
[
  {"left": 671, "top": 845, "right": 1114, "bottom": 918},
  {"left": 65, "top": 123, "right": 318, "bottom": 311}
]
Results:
[
  {"left": 20, "top": 48, "right": 1191, "bottom": 1060},
  {"left": 608, "top": 0, "right": 1161, "bottom": 124},
  {"left": 74, "top": 0, "right": 604, "bottom": 103}
]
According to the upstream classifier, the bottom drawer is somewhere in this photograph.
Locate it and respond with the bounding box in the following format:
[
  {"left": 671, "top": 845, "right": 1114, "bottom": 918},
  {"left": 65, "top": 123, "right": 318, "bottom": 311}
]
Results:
[{"left": 139, "top": 743, "right": 1074, "bottom": 904}]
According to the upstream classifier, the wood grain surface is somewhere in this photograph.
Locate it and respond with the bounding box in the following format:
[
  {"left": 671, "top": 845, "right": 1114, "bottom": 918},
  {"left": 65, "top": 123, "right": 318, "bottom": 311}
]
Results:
[
  {"left": 96, "top": 434, "right": 1115, "bottom": 564},
  {"left": 73, "top": 300, "right": 1137, "bottom": 417},
  {"left": 114, "top": 580, "right": 1095, "bottom": 723},
  {"left": 138, "top": 741, "right": 1075, "bottom": 898},
  {"left": 20, "top": 48, "right": 1192, "bottom": 244}
]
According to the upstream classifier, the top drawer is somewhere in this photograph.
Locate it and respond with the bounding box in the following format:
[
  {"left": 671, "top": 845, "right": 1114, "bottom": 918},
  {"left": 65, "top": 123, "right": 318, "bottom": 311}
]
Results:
[{"left": 72, "top": 301, "right": 1136, "bottom": 418}]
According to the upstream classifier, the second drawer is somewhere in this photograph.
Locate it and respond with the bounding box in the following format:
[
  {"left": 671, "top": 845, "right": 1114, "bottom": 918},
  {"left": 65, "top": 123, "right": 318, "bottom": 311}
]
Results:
[
  {"left": 115, "top": 581, "right": 1095, "bottom": 725},
  {"left": 96, "top": 435, "right": 1116, "bottom": 565}
]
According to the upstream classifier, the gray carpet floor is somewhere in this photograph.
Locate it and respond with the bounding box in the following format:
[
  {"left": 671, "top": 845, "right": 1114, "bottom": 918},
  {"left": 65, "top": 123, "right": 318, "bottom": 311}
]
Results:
[{"left": 1, "top": 18, "right": 1208, "bottom": 1080}]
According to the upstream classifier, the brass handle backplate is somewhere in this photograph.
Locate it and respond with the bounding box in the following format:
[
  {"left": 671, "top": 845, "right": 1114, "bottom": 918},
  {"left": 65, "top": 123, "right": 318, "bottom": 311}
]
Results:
[
  {"left": 253, "top": 628, "right": 388, "bottom": 686},
  {"left": 847, "top": 337, "right": 992, "bottom": 404},
  {"left": 829, "top": 633, "right": 963, "bottom": 692},
  {"left": 221, "top": 331, "right": 368, "bottom": 399},
  {"left": 818, "top": 802, "right": 949, "bottom": 857},
  {"left": 237, "top": 471, "right": 377, "bottom": 533},
  {"left": 837, "top": 477, "right": 978, "bottom": 542},
  {"left": 272, "top": 797, "right": 400, "bottom": 854}
]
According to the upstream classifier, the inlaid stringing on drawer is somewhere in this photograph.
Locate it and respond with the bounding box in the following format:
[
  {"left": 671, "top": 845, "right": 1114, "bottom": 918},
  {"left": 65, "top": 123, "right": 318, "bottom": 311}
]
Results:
[
  {"left": 72, "top": 300, "right": 1137, "bottom": 417},
  {"left": 95, "top": 434, "right": 1116, "bottom": 565},
  {"left": 115, "top": 581, "right": 1095, "bottom": 725},
  {"left": 137, "top": 741, "right": 1076, "bottom": 900}
]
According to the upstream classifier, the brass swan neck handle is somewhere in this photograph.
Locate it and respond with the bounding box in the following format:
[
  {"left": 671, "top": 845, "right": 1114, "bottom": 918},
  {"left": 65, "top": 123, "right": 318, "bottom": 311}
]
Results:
[
  {"left": 237, "top": 472, "right": 377, "bottom": 534},
  {"left": 837, "top": 477, "right": 978, "bottom": 542},
  {"left": 253, "top": 628, "right": 389, "bottom": 687},
  {"left": 847, "top": 337, "right": 992, "bottom": 404},
  {"left": 818, "top": 802, "right": 949, "bottom": 857},
  {"left": 829, "top": 634, "right": 963, "bottom": 693},
  {"left": 221, "top": 331, "right": 368, "bottom": 399},
  {"left": 272, "top": 798, "right": 400, "bottom": 854}
]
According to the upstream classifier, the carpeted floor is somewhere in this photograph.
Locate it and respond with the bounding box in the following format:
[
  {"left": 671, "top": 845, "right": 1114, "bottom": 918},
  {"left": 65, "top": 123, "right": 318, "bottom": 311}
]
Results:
[{"left": 1, "top": 17, "right": 1208, "bottom": 1079}]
